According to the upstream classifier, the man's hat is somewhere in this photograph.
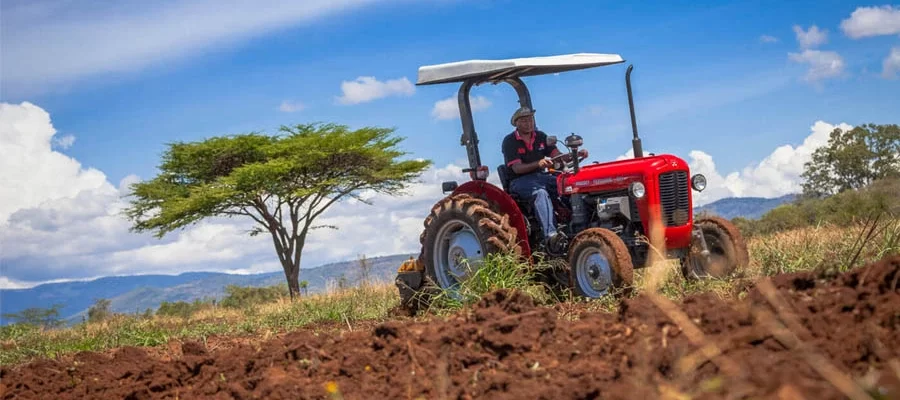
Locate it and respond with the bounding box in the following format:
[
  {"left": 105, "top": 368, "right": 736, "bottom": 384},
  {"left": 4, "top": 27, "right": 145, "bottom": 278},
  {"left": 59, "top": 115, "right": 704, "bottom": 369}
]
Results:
[{"left": 510, "top": 106, "right": 535, "bottom": 126}]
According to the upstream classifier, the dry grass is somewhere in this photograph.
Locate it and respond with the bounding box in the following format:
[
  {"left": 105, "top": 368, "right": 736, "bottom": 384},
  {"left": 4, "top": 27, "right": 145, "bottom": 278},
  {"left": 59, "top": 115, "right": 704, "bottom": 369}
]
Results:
[
  {"left": 748, "top": 217, "right": 900, "bottom": 276},
  {"left": 0, "top": 282, "right": 398, "bottom": 366}
]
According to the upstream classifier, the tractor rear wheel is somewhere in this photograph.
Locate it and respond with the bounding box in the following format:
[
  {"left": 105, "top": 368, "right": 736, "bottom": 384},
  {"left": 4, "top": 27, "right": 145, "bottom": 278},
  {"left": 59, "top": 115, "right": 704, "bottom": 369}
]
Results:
[
  {"left": 421, "top": 193, "right": 522, "bottom": 294},
  {"left": 567, "top": 228, "right": 634, "bottom": 298},
  {"left": 682, "top": 216, "right": 750, "bottom": 279}
]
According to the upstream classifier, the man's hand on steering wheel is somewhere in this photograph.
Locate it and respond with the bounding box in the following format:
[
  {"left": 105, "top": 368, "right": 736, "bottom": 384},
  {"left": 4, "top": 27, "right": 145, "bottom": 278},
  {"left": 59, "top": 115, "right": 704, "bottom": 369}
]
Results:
[
  {"left": 550, "top": 153, "right": 571, "bottom": 169},
  {"left": 550, "top": 150, "right": 588, "bottom": 171}
]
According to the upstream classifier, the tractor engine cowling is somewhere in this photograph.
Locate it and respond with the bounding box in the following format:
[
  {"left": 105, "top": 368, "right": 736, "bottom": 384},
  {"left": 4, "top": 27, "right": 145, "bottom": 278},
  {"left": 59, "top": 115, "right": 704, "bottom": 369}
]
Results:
[
  {"left": 595, "top": 196, "right": 632, "bottom": 222},
  {"left": 569, "top": 192, "right": 636, "bottom": 236}
]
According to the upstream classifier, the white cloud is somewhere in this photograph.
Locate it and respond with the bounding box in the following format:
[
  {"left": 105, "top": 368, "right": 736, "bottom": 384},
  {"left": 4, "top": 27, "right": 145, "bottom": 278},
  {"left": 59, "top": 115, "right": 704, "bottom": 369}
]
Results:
[
  {"left": 105, "top": 221, "right": 271, "bottom": 270},
  {"left": 759, "top": 35, "right": 779, "bottom": 43},
  {"left": 712, "top": 121, "right": 852, "bottom": 199},
  {"left": 335, "top": 76, "right": 415, "bottom": 105},
  {"left": 0, "top": 0, "right": 389, "bottom": 97},
  {"left": 431, "top": 95, "right": 492, "bottom": 120},
  {"left": 882, "top": 47, "right": 900, "bottom": 79},
  {"left": 53, "top": 134, "right": 76, "bottom": 149},
  {"left": 0, "top": 275, "right": 101, "bottom": 290},
  {"left": 0, "top": 102, "right": 111, "bottom": 224},
  {"left": 0, "top": 277, "right": 31, "bottom": 290},
  {"left": 793, "top": 25, "right": 828, "bottom": 49},
  {"left": 278, "top": 100, "right": 306, "bottom": 113},
  {"left": 0, "top": 102, "right": 274, "bottom": 285},
  {"left": 840, "top": 5, "right": 900, "bottom": 39},
  {"left": 615, "top": 121, "right": 852, "bottom": 207},
  {"left": 788, "top": 49, "right": 845, "bottom": 82}
]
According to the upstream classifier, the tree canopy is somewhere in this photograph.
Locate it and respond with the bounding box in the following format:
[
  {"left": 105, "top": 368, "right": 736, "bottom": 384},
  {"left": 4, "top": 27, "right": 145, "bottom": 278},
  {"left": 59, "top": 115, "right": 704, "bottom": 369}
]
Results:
[
  {"left": 801, "top": 123, "right": 900, "bottom": 197},
  {"left": 1, "top": 304, "right": 65, "bottom": 328},
  {"left": 124, "top": 123, "right": 432, "bottom": 298}
]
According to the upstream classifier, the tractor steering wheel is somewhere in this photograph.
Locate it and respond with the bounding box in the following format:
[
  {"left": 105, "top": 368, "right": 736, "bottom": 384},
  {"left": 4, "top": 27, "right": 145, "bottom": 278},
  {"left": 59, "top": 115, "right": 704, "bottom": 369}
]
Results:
[{"left": 550, "top": 152, "right": 587, "bottom": 172}]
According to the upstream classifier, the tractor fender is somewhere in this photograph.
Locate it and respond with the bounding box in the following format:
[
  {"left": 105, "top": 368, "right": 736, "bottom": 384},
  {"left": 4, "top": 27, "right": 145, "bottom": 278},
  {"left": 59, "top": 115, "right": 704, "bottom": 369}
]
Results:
[{"left": 452, "top": 180, "right": 532, "bottom": 258}]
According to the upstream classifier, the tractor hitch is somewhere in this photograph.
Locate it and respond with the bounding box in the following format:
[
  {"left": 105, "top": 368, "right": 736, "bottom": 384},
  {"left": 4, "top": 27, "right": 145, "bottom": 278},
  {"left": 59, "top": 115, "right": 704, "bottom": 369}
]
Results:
[{"left": 396, "top": 256, "right": 427, "bottom": 311}]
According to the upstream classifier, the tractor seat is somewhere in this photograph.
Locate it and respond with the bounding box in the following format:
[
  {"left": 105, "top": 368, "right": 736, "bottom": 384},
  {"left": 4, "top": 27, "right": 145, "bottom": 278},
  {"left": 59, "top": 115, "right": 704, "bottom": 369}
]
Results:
[
  {"left": 497, "top": 164, "right": 527, "bottom": 205},
  {"left": 496, "top": 164, "right": 514, "bottom": 193}
]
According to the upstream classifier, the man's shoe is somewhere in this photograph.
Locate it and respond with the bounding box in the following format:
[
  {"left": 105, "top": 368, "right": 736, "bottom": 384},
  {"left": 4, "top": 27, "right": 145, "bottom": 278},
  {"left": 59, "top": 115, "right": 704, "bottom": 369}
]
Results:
[{"left": 546, "top": 231, "right": 567, "bottom": 254}]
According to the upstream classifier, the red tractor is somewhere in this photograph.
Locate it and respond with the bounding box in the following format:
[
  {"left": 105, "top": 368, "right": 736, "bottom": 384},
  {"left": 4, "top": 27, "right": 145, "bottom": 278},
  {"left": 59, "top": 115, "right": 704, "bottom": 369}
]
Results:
[{"left": 396, "top": 53, "right": 749, "bottom": 308}]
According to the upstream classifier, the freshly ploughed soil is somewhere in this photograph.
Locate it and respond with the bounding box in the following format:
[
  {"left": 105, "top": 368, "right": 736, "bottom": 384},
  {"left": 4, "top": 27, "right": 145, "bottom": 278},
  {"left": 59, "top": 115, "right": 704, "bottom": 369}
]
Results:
[{"left": 3, "top": 256, "right": 900, "bottom": 399}]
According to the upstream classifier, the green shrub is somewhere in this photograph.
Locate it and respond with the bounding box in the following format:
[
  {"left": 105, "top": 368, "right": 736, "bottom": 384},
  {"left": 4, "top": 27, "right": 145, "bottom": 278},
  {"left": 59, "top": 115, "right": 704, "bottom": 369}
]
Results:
[
  {"left": 156, "top": 298, "right": 215, "bottom": 319},
  {"left": 736, "top": 177, "right": 900, "bottom": 237},
  {"left": 219, "top": 284, "right": 289, "bottom": 309}
]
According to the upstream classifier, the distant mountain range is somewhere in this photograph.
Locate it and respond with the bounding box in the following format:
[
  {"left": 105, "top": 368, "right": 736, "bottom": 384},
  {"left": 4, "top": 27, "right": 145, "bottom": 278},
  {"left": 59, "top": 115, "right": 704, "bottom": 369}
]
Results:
[
  {"left": 1, "top": 253, "right": 415, "bottom": 326},
  {"left": 694, "top": 193, "right": 798, "bottom": 220},
  {"left": 1, "top": 194, "right": 796, "bottom": 326}
]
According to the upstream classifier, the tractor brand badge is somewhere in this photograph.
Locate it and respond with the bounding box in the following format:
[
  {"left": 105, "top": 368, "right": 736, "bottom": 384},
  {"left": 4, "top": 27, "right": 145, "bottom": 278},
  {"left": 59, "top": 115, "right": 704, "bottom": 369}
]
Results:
[{"left": 588, "top": 176, "right": 629, "bottom": 186}]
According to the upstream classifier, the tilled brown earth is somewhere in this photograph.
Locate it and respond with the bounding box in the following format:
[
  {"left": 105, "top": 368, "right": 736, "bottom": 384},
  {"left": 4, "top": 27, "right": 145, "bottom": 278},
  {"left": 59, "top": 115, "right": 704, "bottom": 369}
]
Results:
[{"left": 2, "top": 255, "right": 900, "bottom": 399}]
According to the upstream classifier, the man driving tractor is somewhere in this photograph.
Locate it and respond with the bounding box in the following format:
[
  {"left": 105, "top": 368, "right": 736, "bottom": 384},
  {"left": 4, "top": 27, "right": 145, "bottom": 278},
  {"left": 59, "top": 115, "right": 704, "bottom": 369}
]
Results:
[
  {"left": 501, "top": 106, "right": 588, "bottom": 247},
  {"left": 395, "top": 53, "right": 749, "bottom": 311}
]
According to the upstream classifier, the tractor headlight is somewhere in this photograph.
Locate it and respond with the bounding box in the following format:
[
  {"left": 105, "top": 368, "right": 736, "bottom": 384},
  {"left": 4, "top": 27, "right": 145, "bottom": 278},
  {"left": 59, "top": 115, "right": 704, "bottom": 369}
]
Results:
[
  {"left": 691, "top": 174, "right": 707, "bottom": 192},
  {"left": 629, "top": 181, "right": 646, "bottom": 199}
]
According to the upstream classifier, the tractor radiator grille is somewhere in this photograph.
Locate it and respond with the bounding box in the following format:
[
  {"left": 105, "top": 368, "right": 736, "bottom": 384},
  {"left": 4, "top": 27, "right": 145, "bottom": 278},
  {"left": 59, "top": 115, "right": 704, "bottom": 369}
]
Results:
[{"left": 658, "top": 171, "right": 690, "bottom": 226}]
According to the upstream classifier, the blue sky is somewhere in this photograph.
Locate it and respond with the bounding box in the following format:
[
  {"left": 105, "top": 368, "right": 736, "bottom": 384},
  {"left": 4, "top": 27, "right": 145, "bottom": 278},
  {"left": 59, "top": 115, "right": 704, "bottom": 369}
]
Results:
[{"left": 1, "top": 0, "right": 899, "bottom": 286}]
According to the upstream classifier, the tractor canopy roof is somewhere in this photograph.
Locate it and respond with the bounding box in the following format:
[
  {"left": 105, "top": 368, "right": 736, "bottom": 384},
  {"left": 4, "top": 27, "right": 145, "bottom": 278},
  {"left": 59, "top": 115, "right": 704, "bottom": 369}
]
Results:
[{"left": 416, "top": 53, "right": 625, "bottom": 86}]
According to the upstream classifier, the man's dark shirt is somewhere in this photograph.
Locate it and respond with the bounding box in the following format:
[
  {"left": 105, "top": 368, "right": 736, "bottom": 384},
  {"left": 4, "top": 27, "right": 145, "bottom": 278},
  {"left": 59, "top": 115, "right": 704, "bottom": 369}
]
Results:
[{"left": 501, "top": 129, "right": 561, "bottom": 179}]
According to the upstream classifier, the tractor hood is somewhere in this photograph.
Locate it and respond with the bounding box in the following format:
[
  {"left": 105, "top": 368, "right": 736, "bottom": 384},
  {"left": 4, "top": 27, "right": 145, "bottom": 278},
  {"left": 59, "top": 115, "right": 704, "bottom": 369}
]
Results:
[{"left": 560, "top": 153, "right": 690, "bottom": 194}]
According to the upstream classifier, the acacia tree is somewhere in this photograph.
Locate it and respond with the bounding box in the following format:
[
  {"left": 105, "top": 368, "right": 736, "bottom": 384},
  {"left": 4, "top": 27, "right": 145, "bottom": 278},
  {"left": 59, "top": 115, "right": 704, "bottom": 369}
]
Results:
[
  {"left": 1, "top": 304, "right": 65, "bottom": 328},
  {"left": 124, "top": 123, "right": 432, "bottom": 299},
  {"left": 801, "top": 123, "right": 900, "bottom": 197}
]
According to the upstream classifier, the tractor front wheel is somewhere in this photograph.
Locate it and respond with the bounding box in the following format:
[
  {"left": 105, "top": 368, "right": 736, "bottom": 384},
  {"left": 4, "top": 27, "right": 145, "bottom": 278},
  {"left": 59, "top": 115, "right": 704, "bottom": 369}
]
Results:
[
  {"left": 682, "top": 216, "right": 750, "bottom": 279},
  {"left": 567, "top": 228, "right": 634, "bottom": 298},
  {"left": 421, "top": 193, "right": 522, "bottom": 293}
]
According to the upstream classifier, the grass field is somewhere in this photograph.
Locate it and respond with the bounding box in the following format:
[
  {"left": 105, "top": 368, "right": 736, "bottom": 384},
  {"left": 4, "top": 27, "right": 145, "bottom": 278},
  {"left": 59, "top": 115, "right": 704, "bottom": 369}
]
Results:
[{"left": 2, "top": 217, "right": 898, "bottom": 367}]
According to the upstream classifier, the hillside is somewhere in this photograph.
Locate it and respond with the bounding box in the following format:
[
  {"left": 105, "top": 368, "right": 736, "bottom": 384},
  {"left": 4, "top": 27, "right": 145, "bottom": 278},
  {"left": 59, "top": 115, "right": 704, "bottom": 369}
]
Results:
[
  {"left": 1, "top": 253, "right": 414, "bottom": 325},
  {"left": 693, "top": 193, "right": 797, "bottom": 220}
]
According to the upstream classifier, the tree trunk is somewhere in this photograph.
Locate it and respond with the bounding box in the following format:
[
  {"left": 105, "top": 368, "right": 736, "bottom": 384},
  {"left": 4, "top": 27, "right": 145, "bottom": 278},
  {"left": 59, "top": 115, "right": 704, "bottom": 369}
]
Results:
[
  {"left": 281, "top": 260, "right": 301, "bottom": 301},
  {"left": 287, "top": 264, "right": 301, "bottom": 300}
]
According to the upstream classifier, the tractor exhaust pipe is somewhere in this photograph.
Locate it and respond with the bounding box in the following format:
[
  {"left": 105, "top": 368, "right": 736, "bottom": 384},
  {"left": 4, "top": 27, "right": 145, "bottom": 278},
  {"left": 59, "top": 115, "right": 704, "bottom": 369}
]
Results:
[{"left": 625, "top": 64, "right": 644, "bottom": 158}]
